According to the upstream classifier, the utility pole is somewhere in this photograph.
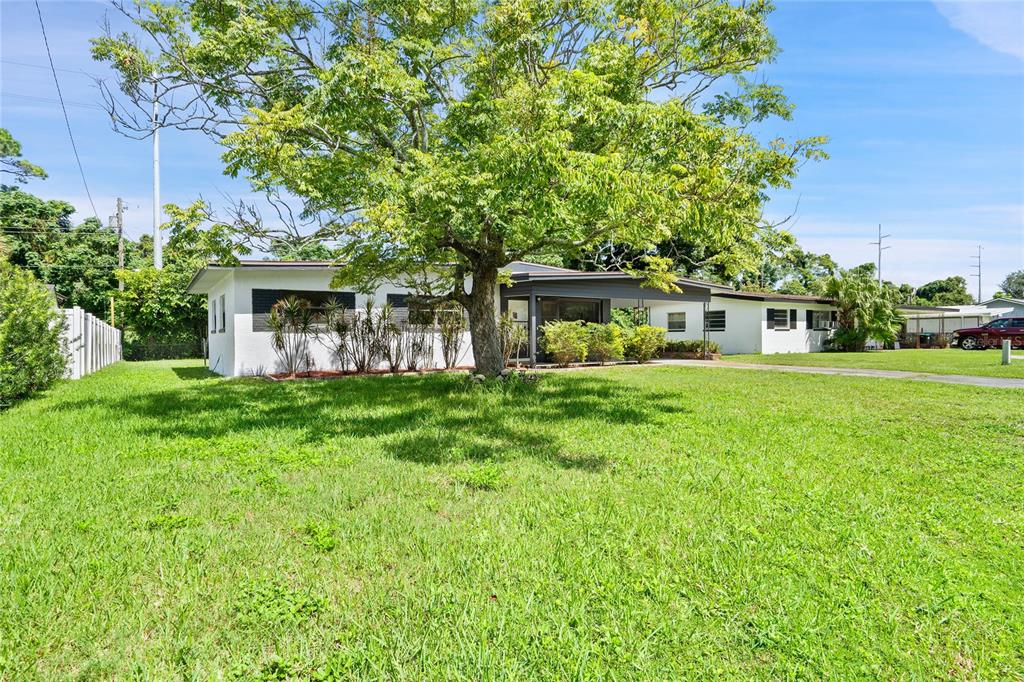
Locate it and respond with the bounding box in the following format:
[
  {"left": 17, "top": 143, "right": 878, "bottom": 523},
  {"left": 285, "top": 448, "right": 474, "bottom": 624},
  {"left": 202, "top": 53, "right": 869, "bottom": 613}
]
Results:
[
  {"left": 970, "top": 245, "right": 982, "bottom": 303},
  {"left": 152, "top": 78, "right": 163, "bottom": 269},
  {"left": 868, "top": 223, "right": 891, "bottom": 284},
  {"left": 115, "top": 197, "right": 124, "bottom": 290}
]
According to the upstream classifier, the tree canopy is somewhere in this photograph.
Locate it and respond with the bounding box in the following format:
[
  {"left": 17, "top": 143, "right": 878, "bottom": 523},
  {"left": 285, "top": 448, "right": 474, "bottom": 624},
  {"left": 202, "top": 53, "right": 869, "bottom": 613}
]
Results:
[
  {"left": 997, "top": 270, "right": 1024, "bottom": 299},
  {"left": 94, "top": 0, "right": 826, "bottom": 373},
  {"left": 0, "top": 127, "right": 47, "bottom": 183},
  {"left": 913, "top": 276, "right": 973, "bottom": 307}
]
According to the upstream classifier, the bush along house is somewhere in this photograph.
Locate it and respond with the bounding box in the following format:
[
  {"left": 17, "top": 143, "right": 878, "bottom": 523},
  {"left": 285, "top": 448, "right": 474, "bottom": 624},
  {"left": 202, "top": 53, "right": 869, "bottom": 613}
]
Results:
[{"left": 186, "top": 260, "right": 839, "bottom": 376}]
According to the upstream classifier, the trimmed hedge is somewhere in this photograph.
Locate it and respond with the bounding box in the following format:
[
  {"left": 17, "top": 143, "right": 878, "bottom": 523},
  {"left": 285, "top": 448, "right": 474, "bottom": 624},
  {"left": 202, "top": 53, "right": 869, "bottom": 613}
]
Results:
[
  {"left": 624, "top": 325, "right": 667, "bottom": 363},
  {"left": 664, "top": 339, "right": 721, "bottom": 354},
  {"left": 0, "top": 261, "right": 66, "bottom": 408}
]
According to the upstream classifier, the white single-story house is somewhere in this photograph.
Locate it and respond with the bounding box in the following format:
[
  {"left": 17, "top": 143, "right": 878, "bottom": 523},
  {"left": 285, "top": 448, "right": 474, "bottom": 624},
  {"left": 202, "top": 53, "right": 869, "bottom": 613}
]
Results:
[
  {"left": 186, "top": 260, "right": 839, "bottom": 376},
  {"left": 979, "top": 297, "right": 1024, "bottom": 318}
]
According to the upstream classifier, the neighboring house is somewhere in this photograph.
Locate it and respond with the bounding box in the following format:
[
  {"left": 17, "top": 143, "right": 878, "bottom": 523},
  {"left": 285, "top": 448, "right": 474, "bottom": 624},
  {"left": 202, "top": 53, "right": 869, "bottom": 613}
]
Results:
[
  {"left": 186, "top": 260, "right": 838, "bottom": 376},
  {"left": 898, "top": 303, "right": 1015, "bottom": 335},
  {"left": 979, "top": 297, "right": 1024, "bottom": 318}
]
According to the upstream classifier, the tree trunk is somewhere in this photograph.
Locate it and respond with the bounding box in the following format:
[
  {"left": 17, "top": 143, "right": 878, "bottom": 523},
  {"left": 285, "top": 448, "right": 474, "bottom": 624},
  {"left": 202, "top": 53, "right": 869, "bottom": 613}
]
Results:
[{"left": 465, "top": 265, "right": 503, "bottom": 376}]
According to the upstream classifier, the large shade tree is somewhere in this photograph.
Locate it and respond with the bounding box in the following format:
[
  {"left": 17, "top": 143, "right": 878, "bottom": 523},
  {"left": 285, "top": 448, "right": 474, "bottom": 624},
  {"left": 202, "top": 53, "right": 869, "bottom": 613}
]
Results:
[{"left": 94, "top": 0, "right": 825, "bottom": 374}]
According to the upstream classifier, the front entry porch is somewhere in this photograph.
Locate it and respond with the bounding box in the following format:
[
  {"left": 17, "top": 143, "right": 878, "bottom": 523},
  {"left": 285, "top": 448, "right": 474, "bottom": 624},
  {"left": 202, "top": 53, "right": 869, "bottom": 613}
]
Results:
[{"left": 500, "top": 272, "right": 713, "bottom": 366}]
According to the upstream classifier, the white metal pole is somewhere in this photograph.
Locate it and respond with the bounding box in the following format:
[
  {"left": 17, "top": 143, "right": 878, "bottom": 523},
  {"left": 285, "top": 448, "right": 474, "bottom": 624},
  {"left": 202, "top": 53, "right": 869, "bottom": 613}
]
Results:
[{"left": 152, "top": 79, "right": 163, "bottom": 269}]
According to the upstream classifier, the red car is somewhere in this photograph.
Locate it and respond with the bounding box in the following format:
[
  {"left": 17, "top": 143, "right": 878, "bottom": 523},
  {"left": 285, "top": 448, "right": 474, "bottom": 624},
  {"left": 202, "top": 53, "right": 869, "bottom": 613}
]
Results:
[{"left": 952, "top": 317, "right": 1024, "bottom": 350}]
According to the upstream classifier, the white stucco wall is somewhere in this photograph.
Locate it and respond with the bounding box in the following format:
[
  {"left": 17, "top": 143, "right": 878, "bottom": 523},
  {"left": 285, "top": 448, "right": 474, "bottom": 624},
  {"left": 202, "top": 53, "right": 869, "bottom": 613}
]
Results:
[
  {"left": 760, "top": 303, "right": 835, "bottom": 354},
  {"left": 645, "top": 298, "right": 764, "bottom": 354},
  {"left": 645, "top": 297, "right": 836, "bottom": 355},
  {"left": 209, "top": 268, "right": 476, "bottom": 377},
  {"left": 206, "top": 273, "right": 234, "bottom": 376}
]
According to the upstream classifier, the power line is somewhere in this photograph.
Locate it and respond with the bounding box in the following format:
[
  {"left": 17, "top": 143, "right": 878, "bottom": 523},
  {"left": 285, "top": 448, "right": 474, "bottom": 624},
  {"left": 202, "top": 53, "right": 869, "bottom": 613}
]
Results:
[
  {"left": 2, "top": 91, "right": 107, "bottom": 112},
  {"left": 33, "top": 0, "right": 99, "bottom": 222},
  {"left": 0, "top": 58, "right": 105, "bottom": 79}
]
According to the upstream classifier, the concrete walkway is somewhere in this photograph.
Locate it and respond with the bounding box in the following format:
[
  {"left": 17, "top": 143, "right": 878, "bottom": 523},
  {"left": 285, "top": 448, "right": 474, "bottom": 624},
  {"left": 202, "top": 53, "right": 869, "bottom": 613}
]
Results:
[{"left": 651, "top": 359, "right": 1024, "bottom": 389}]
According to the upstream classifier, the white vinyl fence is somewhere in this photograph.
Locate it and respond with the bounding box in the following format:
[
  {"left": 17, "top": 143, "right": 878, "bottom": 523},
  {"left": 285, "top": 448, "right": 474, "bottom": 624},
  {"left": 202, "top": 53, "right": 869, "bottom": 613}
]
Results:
[{"left": 61, "top": 307, "right": 122, "bottom": 379}]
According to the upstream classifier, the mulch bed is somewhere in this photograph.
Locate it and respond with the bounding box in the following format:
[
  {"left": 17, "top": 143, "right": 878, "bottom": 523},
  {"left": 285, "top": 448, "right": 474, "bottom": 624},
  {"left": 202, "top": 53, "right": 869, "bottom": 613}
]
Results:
[{"left": 267, "top": 366, "right": 475, "bottom": 381}]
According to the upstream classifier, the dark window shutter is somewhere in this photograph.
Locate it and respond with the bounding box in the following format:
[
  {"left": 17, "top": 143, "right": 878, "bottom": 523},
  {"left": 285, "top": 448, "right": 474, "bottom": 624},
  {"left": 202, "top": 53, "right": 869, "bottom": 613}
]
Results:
[
  {"left": 806, "top": 310, "right": 813, "bottom": 328},
  {"left": 766, "top": 308, "right": 775, "bottom": 329},
  {"left": 251, "top": 289, "right": 355, "bottom": 331},
  {"left": 790, "top": 309, "right": 797, "bottom": 327},
  {"left": 831, "top": 310, "right": 838, "bottom": 324},
  {"left": 387, "top": 293, "right": 409, "bottom": 308}
]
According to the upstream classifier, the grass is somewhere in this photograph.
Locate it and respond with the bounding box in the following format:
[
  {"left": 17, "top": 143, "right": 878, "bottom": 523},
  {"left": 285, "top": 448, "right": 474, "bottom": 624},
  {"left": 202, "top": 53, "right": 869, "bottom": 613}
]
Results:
[
  {"left": 1, "top": 360, "right": 1021, "bottom": 679},
  {"left": 725, "top": 348, "right": 1024, "bottom": 379}
]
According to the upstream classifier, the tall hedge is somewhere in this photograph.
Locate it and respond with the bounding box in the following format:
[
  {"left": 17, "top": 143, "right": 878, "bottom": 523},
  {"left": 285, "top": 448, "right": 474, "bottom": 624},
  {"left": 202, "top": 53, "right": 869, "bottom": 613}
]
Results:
[{"left": 0, "top": 261, "right": 66, "bottom": 407}]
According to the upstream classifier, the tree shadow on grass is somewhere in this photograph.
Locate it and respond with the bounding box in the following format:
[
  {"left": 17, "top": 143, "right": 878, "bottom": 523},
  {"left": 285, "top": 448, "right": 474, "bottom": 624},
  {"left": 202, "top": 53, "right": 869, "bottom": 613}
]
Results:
[
  {"left": 56, "top": 371, "right": 689, "bottom": 471},
  {"left": 171, "top": 366, "right": 219, "bottom": 381}
]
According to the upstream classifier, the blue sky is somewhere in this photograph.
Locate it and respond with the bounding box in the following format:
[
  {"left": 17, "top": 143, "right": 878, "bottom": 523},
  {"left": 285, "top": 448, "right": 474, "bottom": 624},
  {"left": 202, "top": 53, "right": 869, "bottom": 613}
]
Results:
[{"left": 1, "top": 0, "right": 1022, "bottom": 298}]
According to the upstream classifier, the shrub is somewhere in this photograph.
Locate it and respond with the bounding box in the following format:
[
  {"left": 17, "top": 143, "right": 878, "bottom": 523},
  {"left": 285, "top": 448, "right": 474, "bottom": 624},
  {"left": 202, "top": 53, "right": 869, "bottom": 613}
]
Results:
[
  {"left": 624, "top": 325, "right": 666, "bottom": 363},
  {"left": 587, "top": 323, "right": 625, "bottom": 364},
  {"left": 346, "top": 299, "right": 386, "bottom": 372},
  {"left": 499, "top": 313, "right": 528, "bottom": 365},
  {"left": 540, "top": 320, "right": 588, "bottom": 366},
  {"left": 0, "top": 261, "right": 66, "bottom": 408},
  {"left": 664, "top": 339, "right": 721, "bottom": 354},
  {"left": 268, "top": 296, "right": 314, "bottom": 376},
  {"left": 436, "top": 303, "right": 467, "bottom": 369}
]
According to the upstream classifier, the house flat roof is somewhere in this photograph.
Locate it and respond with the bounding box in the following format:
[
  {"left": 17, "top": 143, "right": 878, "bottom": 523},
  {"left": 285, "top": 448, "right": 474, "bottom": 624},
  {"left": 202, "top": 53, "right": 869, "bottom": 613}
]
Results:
[
  {"left": 185, "top": 259, "right": 836, "bottom": 304},
  {"left": 713, "top": 290, "right": 834, "bottom": 304}
]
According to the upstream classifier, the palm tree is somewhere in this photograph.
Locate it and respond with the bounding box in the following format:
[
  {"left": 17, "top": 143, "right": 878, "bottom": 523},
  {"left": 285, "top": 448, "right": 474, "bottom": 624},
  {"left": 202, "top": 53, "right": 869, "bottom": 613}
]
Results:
[{"left": 824, "top": 275, "right": 902, "bottom": 351}]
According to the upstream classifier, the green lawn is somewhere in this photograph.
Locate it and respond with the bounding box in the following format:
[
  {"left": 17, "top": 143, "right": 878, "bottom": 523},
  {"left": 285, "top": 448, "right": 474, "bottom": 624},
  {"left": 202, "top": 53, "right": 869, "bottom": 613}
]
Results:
[
  {"left": 725, "top": 348, "right": 1024, "bottom": 378},
  {"left": 2, "top": 361, "right": 1022, "bottom": 678}
]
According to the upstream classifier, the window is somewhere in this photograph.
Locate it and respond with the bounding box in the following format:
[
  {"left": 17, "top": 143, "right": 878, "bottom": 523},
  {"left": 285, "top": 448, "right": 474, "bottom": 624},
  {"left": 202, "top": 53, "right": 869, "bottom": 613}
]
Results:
[
  {"left": 218, "top": 294, "right": 226, "bottom": 333},
  {"left": 387, "top": 293, "right": 445, "bottom": 325},
  {"left": 251, "top": 289, "right": 356, "bottom": 332},
  {"left": 986, "top": 318, "right": 1011, "bottom": 329},
  {"left": 210, "top": 297, "right": 217, "bottom": 334},
  {"left": 704, "top": 310, "right": 726, "bottom": 332},
  {"left": 667, "top": 312, "right": 686, "bottom": 332},
  {"left": 767, "top": 308, "right": 790, "bottom": 331},
  {"left": 808, "top": 310, "right": 836, "bottom": 331}
]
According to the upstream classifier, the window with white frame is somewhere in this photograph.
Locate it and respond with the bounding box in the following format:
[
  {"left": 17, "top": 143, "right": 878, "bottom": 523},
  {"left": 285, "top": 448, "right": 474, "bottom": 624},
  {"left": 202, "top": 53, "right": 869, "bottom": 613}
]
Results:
[
  {"left": 218, "top": 294, "right": 226, "bottom": 332},
  {"left": 667, "top": 312, "right": 686, "bottom": 332},
  {"left": 210, "top": 297, "right": 217, "bottom": 334},
  {"left": 704, "top": 310, "right": 726, "bottom": 331}
]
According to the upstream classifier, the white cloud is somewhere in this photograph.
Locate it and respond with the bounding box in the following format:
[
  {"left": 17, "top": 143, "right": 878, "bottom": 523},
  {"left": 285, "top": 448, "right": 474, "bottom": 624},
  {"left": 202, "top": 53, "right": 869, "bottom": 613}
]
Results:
[{"left": 934, "top": 1, "right": 1024, "bottom": 60}]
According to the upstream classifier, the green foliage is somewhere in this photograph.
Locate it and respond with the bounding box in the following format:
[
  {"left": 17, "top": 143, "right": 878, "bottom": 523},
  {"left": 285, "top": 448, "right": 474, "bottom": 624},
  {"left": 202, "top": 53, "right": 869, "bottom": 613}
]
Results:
[
  {"left": 997, "top": 270, "right": 1024, "bottom": 299},
  {"left": 234, "top": 581, "right": 325, "bottom": 628},
  {"left": 587, "top": 323, "right": 625, "bottom": 364},
  {"left": 94, "top": 0, "right": 826, "bottom": 374},
  {"left": 610, "top": 307, "right": 648, "bottom": 330},
  {"left": 0, "top": 187, "right": 132, "bottom": 317},
  {"left": 914, "top": 276, "right": 973, "bottom": 306},
  {"left": 665, "top": 339, "right": 721, "bottom": 354},
  {"left": 436, "top": 304, "right": 467, "bottom": 369},
  {"left": 498, "top": 313, "right": 528, "bottom": 365},
  {"left": 300, "top": 521, "right": 338, "bottom": 553},
  {"left": 115, "top": 201, "right": 245, "bottom": 358},
  {"left": 0, "top": 127, "right": 46, "bottom": 183},
  {"left": 0, "top": 260, "right": 66, "bottom": 408},
  {"left": 540, "top": 320, "right": 589, "bottom": 366},
  {"left": 268, "top": 296, "right": 315, "bottom": 376},
  {"left": 825, "top": 272, "right": 903, "bottom": 352},
  {"left": 624, "top": 325, "right": 667, "bottom": 363},
  {"left": 449, "top": 463, "right": 507, "bottom": 491}
]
